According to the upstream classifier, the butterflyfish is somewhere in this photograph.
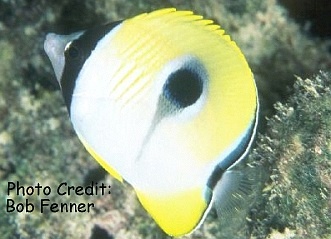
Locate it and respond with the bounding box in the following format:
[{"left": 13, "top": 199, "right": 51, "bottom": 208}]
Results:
[{"left": 44, "top": 8, "right": 259, "bottom": 237}]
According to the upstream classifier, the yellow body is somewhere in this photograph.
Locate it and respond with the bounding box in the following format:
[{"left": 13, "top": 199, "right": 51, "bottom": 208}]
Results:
[{"left": 116, "top": 9, "right": 256, "bottom": 163}]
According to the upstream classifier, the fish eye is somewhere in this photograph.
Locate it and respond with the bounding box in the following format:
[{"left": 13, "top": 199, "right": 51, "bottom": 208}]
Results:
[
  {"left": 64, "top": 42, "right": 81, "bottom": 60},
  {"left": 163, "top": 67, "right": 204, "bottom": 108}
]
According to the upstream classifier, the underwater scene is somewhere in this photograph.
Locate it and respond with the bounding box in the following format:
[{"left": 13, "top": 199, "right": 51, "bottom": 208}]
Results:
[{"left": 1, "top": 0, "right": 330, "bottom": 238}]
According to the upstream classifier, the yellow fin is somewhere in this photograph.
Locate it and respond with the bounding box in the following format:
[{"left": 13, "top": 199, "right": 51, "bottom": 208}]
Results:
[
  {"left": 135, "top": 187, "right": 209, "bottom": 236},
  {"left": 126, "top": 8, "right": 226, "bottom": 38},
  {"left": 144, "top": 8, "right": 177, "bottom": 18}
]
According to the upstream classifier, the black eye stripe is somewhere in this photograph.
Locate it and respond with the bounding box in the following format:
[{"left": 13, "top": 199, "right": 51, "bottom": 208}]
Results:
[{"left": 60, "top": 20, "right": 123, "bottom": 114}]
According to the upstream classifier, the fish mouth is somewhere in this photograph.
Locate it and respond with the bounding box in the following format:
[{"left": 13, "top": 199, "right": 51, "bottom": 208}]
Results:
[{"left": 44, "top": 32, "right": 83, "bottom": 83}]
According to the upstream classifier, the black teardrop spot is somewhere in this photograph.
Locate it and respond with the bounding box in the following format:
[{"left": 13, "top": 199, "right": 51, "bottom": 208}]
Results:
[{"left": 163, "top": 68, "right": 203, "bottom": 108}]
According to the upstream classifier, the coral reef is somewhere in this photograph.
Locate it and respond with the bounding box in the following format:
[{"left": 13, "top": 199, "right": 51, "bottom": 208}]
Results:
[{"left": 248, "top": 72, "right": 331, "bottom": 239}]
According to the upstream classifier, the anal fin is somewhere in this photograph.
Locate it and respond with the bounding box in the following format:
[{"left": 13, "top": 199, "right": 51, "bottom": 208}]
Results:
[{"left": 212, "top": 165, "right": 262, "bottom": 234}]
